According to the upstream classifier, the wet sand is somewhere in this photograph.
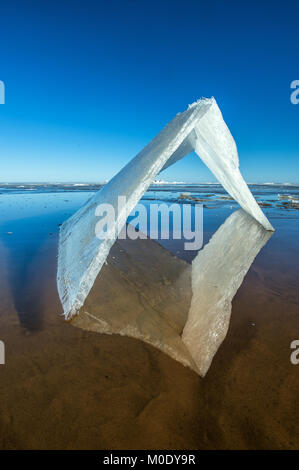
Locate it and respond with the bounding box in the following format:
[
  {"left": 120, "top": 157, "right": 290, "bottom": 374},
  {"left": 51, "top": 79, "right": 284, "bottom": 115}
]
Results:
[{"left": 0, "top": 227, "right": 298, "bottom": 450}]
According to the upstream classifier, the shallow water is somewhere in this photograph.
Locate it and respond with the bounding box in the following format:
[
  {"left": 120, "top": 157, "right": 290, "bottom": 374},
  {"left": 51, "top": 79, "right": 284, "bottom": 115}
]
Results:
[{"left": 0, "top": 185, "right": 298, "bottom": 449}]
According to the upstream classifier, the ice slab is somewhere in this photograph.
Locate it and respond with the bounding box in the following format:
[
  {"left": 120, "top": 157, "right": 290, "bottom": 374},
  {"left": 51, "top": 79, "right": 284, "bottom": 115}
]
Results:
[
  {"left": 57, "top": 97, "right": 273, "bottom": 320},
  {"left": 182, "top": 209, "right": 272, "bottom": 376},
  {"left": 69, "top": 210, "right": 272, "bottom": 376}
]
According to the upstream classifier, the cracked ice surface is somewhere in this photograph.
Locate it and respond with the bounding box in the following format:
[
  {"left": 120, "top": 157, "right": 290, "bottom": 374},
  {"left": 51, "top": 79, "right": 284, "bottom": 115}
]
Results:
[{"left": 57, "top": 97, "right": 273, "bottom": 320}]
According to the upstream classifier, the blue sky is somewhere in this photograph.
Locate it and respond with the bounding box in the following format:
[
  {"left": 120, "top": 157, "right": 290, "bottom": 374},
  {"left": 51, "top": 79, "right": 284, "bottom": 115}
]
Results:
[{"left": 0, "top": 0, "right": 298, "bottom": 183}]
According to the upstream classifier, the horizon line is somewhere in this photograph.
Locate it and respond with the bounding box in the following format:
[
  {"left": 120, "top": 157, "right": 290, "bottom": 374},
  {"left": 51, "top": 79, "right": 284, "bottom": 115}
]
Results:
[{"left": 1, "top": 181, "right": 299, "bottom": 186}]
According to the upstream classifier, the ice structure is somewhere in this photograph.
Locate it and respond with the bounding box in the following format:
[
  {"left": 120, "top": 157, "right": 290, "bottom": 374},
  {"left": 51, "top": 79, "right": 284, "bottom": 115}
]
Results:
[
  {"left": 57, "top": 97, "right": 274, "bottom": 323},
  {"left": 182, "top": 209, "right": 272, "bottom": 376},
  {"left": 68, "top": 209, "right": 272, "bottom": 376}
]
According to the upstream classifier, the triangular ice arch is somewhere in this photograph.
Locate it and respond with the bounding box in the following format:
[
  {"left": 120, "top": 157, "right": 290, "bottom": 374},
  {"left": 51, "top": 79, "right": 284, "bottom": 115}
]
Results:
[{"left": 57, "top": 97, "right": 274, "bottom": 321}]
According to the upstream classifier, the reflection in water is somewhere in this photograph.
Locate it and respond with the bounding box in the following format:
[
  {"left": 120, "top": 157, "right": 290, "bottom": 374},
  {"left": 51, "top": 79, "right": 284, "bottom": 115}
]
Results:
[
  {"left": 1, "top": 235, "right": 45, "bottom": 331},
  {"left": 0, "top": 216, "right": 58, "bottom": 331},
  {"left": 0, "top": 192, "right": 95, "bottom": 331},
  {"left": 182, "top": 209, "right": 272, "bottom": 376},
  {"left": 0, "top": 196, "right": 272, "bottom": 368},
  {"left": 71, "top": 209, "right": 272, "bottom": 376}
]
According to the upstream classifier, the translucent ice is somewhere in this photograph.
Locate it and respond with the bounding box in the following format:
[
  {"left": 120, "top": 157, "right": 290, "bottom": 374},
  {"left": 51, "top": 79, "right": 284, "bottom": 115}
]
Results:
[
  {"left": 68, "top": 210, "right": 272, "bottom": 376},
  {"left": 57, "top": 97, "right": 273, "bottom": 320},
  {"left": 182, "top": 209, "right": 272, "bottom": 376}
]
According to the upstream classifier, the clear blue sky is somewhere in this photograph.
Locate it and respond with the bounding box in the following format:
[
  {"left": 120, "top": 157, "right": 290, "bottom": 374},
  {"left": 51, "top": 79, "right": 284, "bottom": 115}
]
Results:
[{"left": 0, "top": 0, "right": 298, "bottom": 183}]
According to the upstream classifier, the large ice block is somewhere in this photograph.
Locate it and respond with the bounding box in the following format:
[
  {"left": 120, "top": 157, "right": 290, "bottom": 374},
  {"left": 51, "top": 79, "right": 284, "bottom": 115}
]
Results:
[{"left": 57, "top": 98, "right": 273, "bottom": 320}]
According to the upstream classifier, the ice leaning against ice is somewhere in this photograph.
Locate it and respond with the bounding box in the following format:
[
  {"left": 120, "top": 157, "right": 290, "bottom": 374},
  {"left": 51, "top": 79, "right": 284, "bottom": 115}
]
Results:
[{"left": 57, "top": 97, "right": 274, "bottom": 322}]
